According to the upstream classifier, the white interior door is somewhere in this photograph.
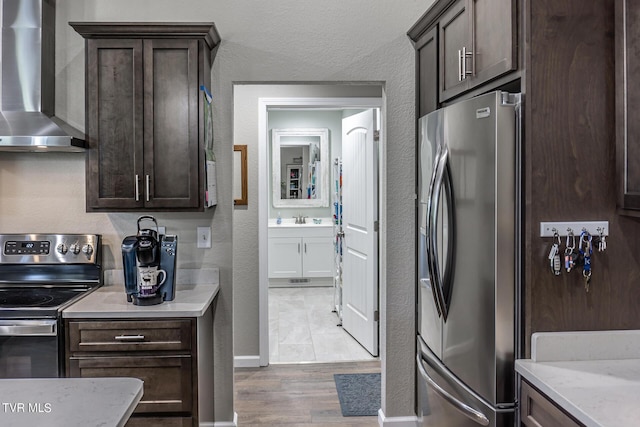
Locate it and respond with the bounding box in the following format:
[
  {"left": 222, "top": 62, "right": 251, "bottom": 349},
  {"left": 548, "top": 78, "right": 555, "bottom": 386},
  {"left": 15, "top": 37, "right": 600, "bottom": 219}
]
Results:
[{"left": 341, "top": 109, "right": 379, "bottom": 356}]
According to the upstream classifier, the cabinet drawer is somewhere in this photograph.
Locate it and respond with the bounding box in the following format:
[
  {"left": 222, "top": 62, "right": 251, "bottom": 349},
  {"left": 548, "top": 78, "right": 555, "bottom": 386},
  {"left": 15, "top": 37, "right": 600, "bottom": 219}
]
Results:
[
  {"left": 69, "top": 355, "right": 193, "bottom": 414},
  {"left": 521, "top": 380, "right": 583, "bottom": 427},
  {"left": 126, "top": 416, "right": 193, "bottom": 427},
  {"left": 68, "top": 319, "right": 193, "bottom": 352}
]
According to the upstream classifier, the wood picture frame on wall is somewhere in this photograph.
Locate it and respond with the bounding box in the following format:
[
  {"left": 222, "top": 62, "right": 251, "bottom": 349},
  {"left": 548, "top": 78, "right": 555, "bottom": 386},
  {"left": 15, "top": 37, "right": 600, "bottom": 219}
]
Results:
[{"left": 234, "top": 145, "right": 248, "bottom": 205}]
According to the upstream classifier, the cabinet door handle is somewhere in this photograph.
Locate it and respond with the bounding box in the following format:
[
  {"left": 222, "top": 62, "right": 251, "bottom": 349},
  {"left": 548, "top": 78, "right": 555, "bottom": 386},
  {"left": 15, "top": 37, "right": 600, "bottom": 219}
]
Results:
[
  {"left": 135, "top": 175, "right": 140, "bottom": 201},
  {"left": 298, "top": 243, "right": 300, "bottom": 253},
  {"left": 462, "top": 46, "right": 467, "bottom": 79},
  {"left": 462, "top": 46, "right": 473, "bottom": 79},
  {"left": 145, "top": 175, "right": 150, "bottom": 202},
  {"left": 114, "top": 334, "right": 145, "bottom": 341},
  {"left": 458, "top": 49, "right": 463, "bottom": 81},
  {"left": 304, "top": 243, "right": 307, "bottom": 253}
]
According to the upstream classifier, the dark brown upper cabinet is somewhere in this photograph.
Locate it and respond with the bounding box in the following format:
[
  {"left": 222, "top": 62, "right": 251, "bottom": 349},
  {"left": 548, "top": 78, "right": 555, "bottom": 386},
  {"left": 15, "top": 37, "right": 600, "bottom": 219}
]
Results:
[
  {"left": 441, "top": 0, "right": 517, "bottom": 101},
  {"left": 414, "top": 26, "right": 439, "bottom": 117},
  {"left": 70, "top": 23, "right": 220, "bottom": 212},
  {"left": 410, "top": 0, "right": 517, "bottom": 106},
  {"left": 616, "top": 0, "right": 640, "bottom": 214}
]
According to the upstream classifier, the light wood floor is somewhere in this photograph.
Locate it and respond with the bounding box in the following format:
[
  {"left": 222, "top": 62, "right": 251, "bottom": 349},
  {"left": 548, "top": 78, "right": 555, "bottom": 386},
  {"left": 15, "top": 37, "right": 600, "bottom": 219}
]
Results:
[{"left": 235, "top": 361, "right": 381, "bottom": 426}]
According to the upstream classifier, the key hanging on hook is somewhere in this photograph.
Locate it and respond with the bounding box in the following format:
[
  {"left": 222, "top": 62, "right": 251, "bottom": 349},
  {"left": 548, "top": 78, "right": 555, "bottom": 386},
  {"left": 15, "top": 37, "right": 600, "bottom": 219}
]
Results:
[
  {"left": 596, "top": 227, "right": 607, "bottom": 252},
  {"left": 579, "top": 229, "right": 593, "bottom": 292},
  {"left": 564, "top": 229, "right": 577, "bottom": 273},
  {"left": 548, "top": 229, "right": 562, "bottom": 275}
]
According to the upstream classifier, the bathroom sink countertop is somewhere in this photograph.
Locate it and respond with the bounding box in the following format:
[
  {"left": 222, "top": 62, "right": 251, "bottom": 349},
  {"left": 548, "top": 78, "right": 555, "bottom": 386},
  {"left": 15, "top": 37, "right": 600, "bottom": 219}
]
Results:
[
  {"left": 62, "top": 268, "right": 219, "bottom": 318},
  {"left": 515, "top": 330, "right": 640, "bottom": 427},
  {"left": 268, "top": 217, "right": 333, "bottom": 227},
  {"left": 0, "top": 377, "right": 142, "bottom": 427}
]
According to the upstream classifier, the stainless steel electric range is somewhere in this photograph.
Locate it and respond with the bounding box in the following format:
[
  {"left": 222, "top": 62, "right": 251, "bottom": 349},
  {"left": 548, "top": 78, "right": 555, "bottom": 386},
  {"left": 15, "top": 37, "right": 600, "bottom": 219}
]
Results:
[{"left": 0, "top": 234, "right": 102, "bottom": 378}]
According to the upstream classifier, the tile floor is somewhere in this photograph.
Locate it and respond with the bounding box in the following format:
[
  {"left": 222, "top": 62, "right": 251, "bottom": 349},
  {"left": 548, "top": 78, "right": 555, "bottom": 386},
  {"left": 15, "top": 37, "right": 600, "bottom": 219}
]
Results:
[{"left": 269, "top": 286, "right": 377, "bottom": 364}]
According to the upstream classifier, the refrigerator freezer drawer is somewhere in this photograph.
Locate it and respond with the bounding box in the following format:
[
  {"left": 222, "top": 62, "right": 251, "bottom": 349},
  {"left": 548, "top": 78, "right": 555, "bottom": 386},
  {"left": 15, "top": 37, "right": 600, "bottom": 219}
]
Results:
[{"left": 417, "top": 338, "right": 515, "bottom": 427}]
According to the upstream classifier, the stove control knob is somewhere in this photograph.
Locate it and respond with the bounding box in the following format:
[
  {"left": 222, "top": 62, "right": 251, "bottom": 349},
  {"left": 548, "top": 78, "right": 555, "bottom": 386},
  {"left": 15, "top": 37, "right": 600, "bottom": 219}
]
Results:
[
  {"left": 82, "top": 244, "right": 94, "bottom": 256},
  {"left": 70, "top": 244, "right": 81, "bottom": 255},
  {"left": 57, "top": 243, "right": 68, "bottom": 254}
]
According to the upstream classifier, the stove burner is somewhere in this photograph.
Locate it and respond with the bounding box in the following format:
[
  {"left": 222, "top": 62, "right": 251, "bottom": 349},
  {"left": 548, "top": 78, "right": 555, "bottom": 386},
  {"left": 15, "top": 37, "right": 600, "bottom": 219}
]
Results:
[{"left": 0, "top": 288, "right": 88, "bottom": 309}]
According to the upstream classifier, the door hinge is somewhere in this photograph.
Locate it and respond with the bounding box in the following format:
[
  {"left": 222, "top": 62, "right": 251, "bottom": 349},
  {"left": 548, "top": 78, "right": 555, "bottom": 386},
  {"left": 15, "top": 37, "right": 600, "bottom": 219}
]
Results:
[
  {"left": 374, "top": 310, "right": 379, "bottom": 322},
  {"left": 374, "top": 130, "right": 380, "bottom": 141},
  {"left": 501, "top": 91, "right": 522, "bottom": 107},
  {"left": 374, "top": 220, "right": 379, "bottom": 232}
]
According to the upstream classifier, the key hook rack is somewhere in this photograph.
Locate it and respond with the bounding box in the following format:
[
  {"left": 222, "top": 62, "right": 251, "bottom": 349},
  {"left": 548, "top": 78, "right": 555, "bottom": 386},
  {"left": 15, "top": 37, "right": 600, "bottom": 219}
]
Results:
[
  {"left": 539, "top": 221, "right": 609, "bottom": 238},
  {"left": 541, "top": 221, "right": 608, "bottom": 291}
]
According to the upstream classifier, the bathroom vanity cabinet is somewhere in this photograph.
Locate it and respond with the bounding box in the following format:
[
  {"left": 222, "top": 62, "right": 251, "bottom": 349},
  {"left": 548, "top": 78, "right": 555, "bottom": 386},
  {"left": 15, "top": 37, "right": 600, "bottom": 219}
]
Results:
[{"left": 268, "top": 225, "right": 334, "bottom": 279}]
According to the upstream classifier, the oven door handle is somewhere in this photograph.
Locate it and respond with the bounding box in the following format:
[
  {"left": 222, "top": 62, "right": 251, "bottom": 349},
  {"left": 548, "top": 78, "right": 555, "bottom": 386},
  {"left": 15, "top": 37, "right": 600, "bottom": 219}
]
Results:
[{"left": 0, "top": 320, "right": 57, "bottom": 336}]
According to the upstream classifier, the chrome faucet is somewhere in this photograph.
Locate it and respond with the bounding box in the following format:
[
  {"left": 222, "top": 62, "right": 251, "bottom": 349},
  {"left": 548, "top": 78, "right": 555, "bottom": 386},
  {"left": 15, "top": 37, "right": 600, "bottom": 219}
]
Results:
[{"left": 294, "top": 214, "right": 307, "bottom": 224}]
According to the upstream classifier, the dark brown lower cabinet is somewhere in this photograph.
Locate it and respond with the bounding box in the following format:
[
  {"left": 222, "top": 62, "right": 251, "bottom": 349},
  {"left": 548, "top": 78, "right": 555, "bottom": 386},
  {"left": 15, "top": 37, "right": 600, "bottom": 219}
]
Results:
[
  {"left": 124, "top": 417, "right": 193, "bottom": 427},
  {"left": 520, "top": 380, "right": 583, "bottom": 427},
  {"left": 66, "top": 318, "right": 198, "bottom": 427}
]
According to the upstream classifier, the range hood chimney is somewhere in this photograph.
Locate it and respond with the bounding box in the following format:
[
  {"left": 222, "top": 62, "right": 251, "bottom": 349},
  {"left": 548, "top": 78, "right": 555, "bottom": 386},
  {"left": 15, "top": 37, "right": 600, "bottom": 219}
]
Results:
[{"left": 0, "top": 0, "right": 85, "bottom": 152}]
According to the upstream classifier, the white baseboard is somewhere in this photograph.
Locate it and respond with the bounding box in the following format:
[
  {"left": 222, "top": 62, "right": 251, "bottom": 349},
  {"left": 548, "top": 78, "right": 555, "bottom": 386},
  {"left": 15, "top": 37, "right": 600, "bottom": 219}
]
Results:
[
  {"left": 211, "top": 412, "right": 238, "bottom": 427},
  {"left": 234, "top": 355, "right": 261, "bottom": 368},
  {"left": 377, "top": 408, "right": 420, "bottom": 427}
]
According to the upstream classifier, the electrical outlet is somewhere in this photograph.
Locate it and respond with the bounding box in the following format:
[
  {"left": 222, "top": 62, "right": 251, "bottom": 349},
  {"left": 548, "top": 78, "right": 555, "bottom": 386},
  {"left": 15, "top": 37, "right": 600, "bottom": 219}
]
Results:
[
  {"left": 158, "top": 226, "right": 166, "bottom": 235},
  {"left": 197, "top": 227, "right": 211, "bottom": 249}
]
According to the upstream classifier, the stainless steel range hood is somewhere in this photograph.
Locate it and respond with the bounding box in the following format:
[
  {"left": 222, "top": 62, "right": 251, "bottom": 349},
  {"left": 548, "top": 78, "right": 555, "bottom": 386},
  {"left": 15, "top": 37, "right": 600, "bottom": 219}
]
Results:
[{"left": 0, "top": 0, "right": 86, "bottom": 152}]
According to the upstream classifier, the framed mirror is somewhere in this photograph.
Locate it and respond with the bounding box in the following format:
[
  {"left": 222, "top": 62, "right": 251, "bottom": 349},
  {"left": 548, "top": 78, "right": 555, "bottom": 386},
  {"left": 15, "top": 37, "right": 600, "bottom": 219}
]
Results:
[{"left": 271, "top": 128, "right": 329, "bottom": 208}]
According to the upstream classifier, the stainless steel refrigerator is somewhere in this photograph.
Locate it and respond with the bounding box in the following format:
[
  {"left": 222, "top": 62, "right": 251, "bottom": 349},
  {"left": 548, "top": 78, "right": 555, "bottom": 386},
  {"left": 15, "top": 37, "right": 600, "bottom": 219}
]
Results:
[{"left": 417, "top": 91, "right": 522, "bottom": 427}]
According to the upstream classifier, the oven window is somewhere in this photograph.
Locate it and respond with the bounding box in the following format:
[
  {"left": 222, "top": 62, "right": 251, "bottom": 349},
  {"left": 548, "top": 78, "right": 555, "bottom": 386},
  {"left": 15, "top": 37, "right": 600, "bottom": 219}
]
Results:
[{"left": 0, "top": 336, "right": 59, "bottom": 378}]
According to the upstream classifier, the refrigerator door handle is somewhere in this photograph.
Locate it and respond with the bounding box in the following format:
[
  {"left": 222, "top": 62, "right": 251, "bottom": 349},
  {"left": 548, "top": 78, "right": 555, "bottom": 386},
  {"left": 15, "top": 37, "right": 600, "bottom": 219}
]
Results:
[
  {"left": 421, "top": 230, "right": 441, "bottom": 317},
  {"left": 426, "top": 145, "right": 449, "bottom": 320},
  {"left": 425, "top": 148, "right": 442, "bottom": 318},
  {"left": 416, "top": 353, "right": 490, "bottom": 426}
]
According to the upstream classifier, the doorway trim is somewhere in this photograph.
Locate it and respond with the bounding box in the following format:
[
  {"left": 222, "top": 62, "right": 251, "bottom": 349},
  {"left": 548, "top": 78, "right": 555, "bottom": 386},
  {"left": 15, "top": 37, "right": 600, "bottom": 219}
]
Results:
[{"left": 258, "top": 96, "right": 384, "bottom": 366}]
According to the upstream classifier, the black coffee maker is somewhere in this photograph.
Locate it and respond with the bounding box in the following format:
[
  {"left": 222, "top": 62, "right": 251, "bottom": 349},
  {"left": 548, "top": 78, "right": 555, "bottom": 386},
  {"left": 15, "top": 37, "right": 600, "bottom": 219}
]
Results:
[{"left": 122, "top": 216, "right": 177, "bottom": 305}]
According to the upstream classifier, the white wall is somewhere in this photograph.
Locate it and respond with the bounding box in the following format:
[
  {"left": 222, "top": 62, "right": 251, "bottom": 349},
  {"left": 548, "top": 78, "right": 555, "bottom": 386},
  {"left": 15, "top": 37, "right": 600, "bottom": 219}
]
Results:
[{"left": 0, "top": 0, "right": 433, "bottom": 423}]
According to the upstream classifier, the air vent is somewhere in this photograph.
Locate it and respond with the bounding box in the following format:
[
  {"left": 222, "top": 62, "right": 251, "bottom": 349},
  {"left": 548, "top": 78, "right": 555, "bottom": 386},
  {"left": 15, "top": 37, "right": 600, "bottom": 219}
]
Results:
[{"left": 288, "top": 278, "right": 310, "bottom": 284}]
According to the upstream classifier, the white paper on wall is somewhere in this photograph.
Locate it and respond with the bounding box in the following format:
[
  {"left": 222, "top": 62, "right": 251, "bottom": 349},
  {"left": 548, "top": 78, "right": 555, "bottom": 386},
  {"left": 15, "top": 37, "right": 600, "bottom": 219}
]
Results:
[{"left": 206, "top": 160, "right": 217, "bottom": 207}]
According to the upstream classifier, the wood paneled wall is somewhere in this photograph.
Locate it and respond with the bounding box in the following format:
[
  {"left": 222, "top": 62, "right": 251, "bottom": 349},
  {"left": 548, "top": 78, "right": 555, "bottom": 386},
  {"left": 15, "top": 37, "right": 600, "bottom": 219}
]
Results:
[{"left": 523, "top": 0, "right": 640, "bottom": 355}]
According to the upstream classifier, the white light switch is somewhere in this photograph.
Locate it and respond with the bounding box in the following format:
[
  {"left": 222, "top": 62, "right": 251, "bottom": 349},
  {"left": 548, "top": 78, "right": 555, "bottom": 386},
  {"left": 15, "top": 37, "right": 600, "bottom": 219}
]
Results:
[{"left": 197, "top": 227, "right": 212, "bottom": 248}]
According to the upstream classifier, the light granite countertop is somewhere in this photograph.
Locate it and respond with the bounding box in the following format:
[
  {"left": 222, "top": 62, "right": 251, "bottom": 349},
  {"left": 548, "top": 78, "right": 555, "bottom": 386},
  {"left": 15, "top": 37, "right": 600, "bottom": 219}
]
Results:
[
  {"left": 0, "top": 377, "right": 143, "bottom": 427},
  {"left": 515, "top": 330, "right": 640, "bottom": 427},
  {"left": 62, "top": 268, "right": 219, "bottom": 319}
]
